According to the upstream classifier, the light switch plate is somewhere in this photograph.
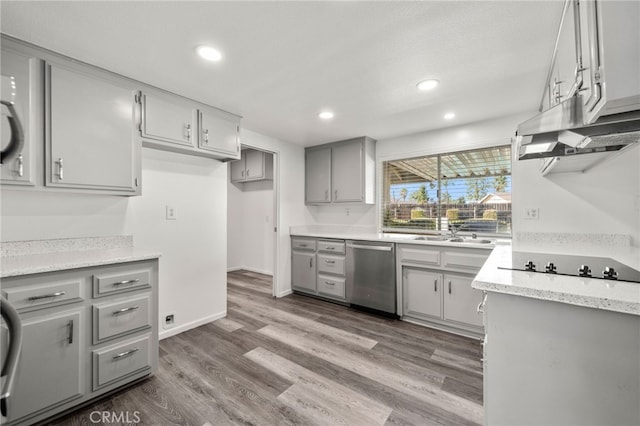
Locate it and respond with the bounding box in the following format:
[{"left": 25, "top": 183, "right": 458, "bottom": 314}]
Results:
[
  {"left": 166, "top": 205, "right": 177, "bottom": 220},
  {"left": 524, "top": 208, "right": 539, "bottom": 220}
]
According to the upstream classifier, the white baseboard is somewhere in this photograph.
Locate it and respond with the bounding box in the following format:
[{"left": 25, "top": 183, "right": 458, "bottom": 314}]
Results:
[
  {"left": 277, "top": 289, "right": 293, "bottom": 298},
  {"left": 227, "top": 265, "right": 274, "bottom": 276},
  {"left": 159, "top": 310, "right": 227, "bottom": 340}
]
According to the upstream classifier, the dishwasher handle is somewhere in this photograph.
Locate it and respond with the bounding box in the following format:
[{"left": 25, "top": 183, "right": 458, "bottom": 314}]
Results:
[{"left": 347, "top": 243, "right": 393, "bottom": 252}]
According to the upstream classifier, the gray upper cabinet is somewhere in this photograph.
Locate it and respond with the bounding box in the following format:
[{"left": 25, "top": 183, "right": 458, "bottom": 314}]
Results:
[
  {"left": 305, "top": 147, "right": 331, "bottom": 203},
  {"left": 46, "top": 62, "right": 140, "bottom": 195},
  {"left": 198, "top": 107, "right": 240, "bottom": 157},
  {"left": 141, "top": 93, "right": 196, "bottom": 147},
  {"left": 305, "top": 137, "right": 375, "bottom": 205},
  {"left": 1, "top": 46, "right": 40, "bottom": 186},
  {"left": 230, "top": 149, "right": 273, "bottom": 183}
]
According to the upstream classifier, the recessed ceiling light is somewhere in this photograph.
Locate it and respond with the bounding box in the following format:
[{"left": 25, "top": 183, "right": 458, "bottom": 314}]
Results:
[
  {"left": 417, "top": 79, "right": 439, "bottom": 91},
  {"left": 196, "top": 45, "right": 222, "bottom": 62},
  {"left": 318, "top": 111, "right": 334, "bottom": 120},
  {"left": 444, "top": 112, "right": 456, "bottom": 120}
]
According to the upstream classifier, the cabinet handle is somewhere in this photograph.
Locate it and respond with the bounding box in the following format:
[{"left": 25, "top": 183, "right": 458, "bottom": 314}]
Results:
[
  {"left": 203, "top": 128, "right": 209, "bottom": 143},
  {"left": 324, "top": 260, "right": 336, "bottom": 264},
  {"left": 112, "top": 348, "right": 139, "bottom": 361},
  {"left": 326, "top": 247, "right": 335, "bottom": 250},
  {"left": 16, "top": 154, "right": 24, "bottom": 177},
  {"left": 185, "top": 124, "right": 191, "bottom": 140},
  {"left": 112, "top": 306, "right": 140, "bottom": 315},
  {"left": 309, "top": 257, "right": 313, "bottom": 268},
  {"left": 334, "top": 189, "right": 338, "bottom": 200},
  {"left": 448, "top": 280, "right": 452, "bottom": 294},
  {"left": 56, "top": 157, "right": 64, "bottom": 180},
  {"left": 299, "top": 244, "right": 307, "bottom": 248},
  {"left": 325, "top": 190, "right": 329, "bottom": 201},
  {"left": 67, "top": 319, "right": 74, "bottom": 344},
  {"left": 324, "top": 281, "right": 335, "bottom": 286},
  {"left": 241, "top": 170, "right": 244, "bottom": 177},
  {"left": 28, "top": 291, "right": 65, "bottom": 301},
  {"left": 113, "top": 279, "right": 140, "bottom": 287},
  {"left": 246, "top": 169, "right": 250, "bottom": 177},
  {"left": 477, "top": 291, "right": 488, "bottom": 314},
  {"left": 434, "top": 279, "right": 438, "bottom": 292}
]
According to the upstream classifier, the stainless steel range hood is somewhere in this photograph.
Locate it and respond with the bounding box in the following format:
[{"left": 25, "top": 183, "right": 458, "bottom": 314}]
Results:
[{"left": 517, "top": 95, "right": 640, "bottom": 161}]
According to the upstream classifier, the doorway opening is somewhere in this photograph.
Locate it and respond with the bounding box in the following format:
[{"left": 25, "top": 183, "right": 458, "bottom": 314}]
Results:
[{"left": 226, "top": 145, "right": 279, "bottom": 297}]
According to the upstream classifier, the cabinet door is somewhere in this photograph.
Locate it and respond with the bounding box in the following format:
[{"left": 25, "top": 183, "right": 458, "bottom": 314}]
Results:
[
  {"left": 1, "top": 47, "right": 39, "bottom": 186},
  {"left": 244, "top": 149, "right": 264, "bottom": 181},
  {"left": 199, "top": 108, "right": 240, "bottom": 158},
  {"left": 305, "top": 147, "right": 331, "bottom": 204},
  {"left": 141, "top": 93, "right": 195, "bottom": 147},
  {"left": 292, "top": 251, "right": 316, "bottom": 292},
  {"left": 4, "top": 308, "right": 82, "bottom": 422},
  {"left": 443, "top": 273, "right": 484, "bottom": 327},
  {"left": 332, "top": 141, "right": 363, "bottom": 202},
  {"left": 403, "top": 267, "right": 441, "bottom": 319},
  {"left": 47, "top": 64, "right": 138, "bottom": 193},
  {"left": 229, "top": 157, "right": 246, "bottom": 182},
  {"left": 551, "top": 0, "right": 580, "bottom": 106}
]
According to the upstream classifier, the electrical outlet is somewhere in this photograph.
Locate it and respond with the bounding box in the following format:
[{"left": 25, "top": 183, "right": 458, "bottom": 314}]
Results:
[
  {"left": 524, "top": 208, "right": 539, "bottom": 220},
  {"left": 163, "top": 313, "right": 175, "bottom": 329},
  {"left": 166, "top": 205, "right": 177, "bottom": 220}
]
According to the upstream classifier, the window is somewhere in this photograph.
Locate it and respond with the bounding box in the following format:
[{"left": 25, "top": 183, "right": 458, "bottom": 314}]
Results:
[{"left": 382, "top": 145, "right": 512, "bottom": 235}]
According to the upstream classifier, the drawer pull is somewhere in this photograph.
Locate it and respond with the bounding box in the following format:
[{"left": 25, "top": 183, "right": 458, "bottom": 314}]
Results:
[
  {"left": 324, "top": 281, "right": 335, "bottom": 286},
  {"left": 326, "top": 247, "right": 335, "bottom": 250},
  {"left": 299, "top": 244, "right": 307, "bottom": 247},
  {"left": 112, "top": 348, "right": 139, "bottom": 361},
  {"left": 324, "top": 260, "right": 336, "bottom": 264},
  {"left": 28, "top": 291, "right": 66, "bottom": 301},
  {"left": 113, "top": 279, "right": 140, "bottom": 287},
  {"left": 113, "top": 306, "right": 140, "bottom": 315}
]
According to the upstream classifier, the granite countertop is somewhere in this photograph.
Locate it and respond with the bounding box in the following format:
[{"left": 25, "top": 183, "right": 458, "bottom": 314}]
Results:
[
  {"left": 473, "top": 245, "right": 640, "bottom": 316},
  {"left": 290, "top": 226, "right": 503, "bottom": 250},
  {"left": 1, "top": 236, "right": 161, "bottom": 278}
]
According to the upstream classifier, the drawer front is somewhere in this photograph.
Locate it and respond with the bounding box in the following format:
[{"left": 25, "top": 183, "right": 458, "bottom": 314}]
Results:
[
  {"left": 93, "top": 294, "right": 151, "bottom": 343},
  {"left": 2, "top": 280, "right": 82, "bottom": 311},
  {"left": 317, "top": 275, "right": 346, "bottom": 299},
  {"left": 398, "top": 246, "right": 441, "bottom": 266},
  {"left": 93, "top": 334, "right": 151, "bottom": 390},
  {"left": 292, "top": 238, "right": 316, "bottom": 251},
  {"left": 317, "top": 254, "right": 346, "bottom": 276},
  {"left": 318, "top": 240, "right": 345, "bottom": 254},
  {"left": 442, "top": 249, "right": 490, "bottom": 271},
  {"left": 93, "top": 269, "right": 151, "bottom": 297}
]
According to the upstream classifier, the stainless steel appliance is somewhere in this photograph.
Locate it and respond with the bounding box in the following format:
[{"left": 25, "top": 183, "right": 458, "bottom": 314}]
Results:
[
  {"left": 499, "top": 251, "right": 640, "bottom": 283},
  {"left": 1, "top": 297, "right": 23, "bottom": 418},
  {"left": 346, "top": 241, "right": 396, "bottom": 317},
  {"left": 1, "top": 74, "right": 24, "bottom": 164}
]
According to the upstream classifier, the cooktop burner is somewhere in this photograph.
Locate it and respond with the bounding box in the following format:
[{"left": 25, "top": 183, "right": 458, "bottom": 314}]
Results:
[{"left": 498, "top": 251, "right": 640, "bottom": 283}]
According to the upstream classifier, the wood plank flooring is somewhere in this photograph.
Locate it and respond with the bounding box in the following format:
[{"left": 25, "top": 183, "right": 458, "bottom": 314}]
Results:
[{"left": 47, "top": 270, "right": 483, "bottom": 425}]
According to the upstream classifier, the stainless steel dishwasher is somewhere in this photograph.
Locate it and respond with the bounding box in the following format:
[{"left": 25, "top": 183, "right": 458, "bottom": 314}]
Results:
[{"left": 346, "top": 240, "right": 396, "bottom": 317}]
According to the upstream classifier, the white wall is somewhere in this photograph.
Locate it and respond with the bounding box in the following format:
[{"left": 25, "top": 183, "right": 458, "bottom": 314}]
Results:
[
  {"left": 511, "top": 144, "right": 640, "bottom": 247},
  {"left": 304, "top": 113, "right": 531, "bottom": 229},
  {"left": 1, "top": 147, "right": 228, "bottom": 339},
  {"left": 237, "top": 129, "right": 307, "bottom": 297},
  {"left": 227, "top": 176, "right": 274, "bottom": 275}
]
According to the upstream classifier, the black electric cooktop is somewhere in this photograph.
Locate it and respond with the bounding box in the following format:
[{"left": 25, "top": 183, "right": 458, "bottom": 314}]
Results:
[{"left": 498, "top": 251, "right": 640, "bottom": 283}]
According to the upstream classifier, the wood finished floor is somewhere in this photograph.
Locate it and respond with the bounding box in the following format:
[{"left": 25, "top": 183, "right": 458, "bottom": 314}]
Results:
[{"left": 48, "top": 270, "right": 483, "bottom": 426}]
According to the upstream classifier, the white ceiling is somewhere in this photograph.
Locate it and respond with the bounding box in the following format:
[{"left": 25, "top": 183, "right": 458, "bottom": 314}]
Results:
[{"left": 1, "top": 1, "right": 563, "bottom": 146}]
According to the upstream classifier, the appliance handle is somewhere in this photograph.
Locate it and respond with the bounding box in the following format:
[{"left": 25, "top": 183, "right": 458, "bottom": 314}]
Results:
[
  {"left": 0, "top": 101, "right": 25, "bottom": 165},
  {"left": 1, "top": 297, "right": 23, "bottom": 417},
  {"left": 347, "top": 243, "right": 393, "bottom": 252}
]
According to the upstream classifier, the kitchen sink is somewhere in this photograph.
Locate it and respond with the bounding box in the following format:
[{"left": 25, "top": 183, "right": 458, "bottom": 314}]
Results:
[
  {"left": 412, "top": 236, "right": 446, "bottom": 241},
  {"left": 448, "top": 237, "right": 493, "bottom": 244}
]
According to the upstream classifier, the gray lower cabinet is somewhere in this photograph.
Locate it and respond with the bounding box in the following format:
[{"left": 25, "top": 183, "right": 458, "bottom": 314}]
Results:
[
  {"left": 1, "top": 45, "right": 40, "bottom": 187},
  {"left": 398, "top": 244, "right": 488, "bottom": 337},
  {"left": 46, "top": 61, "right": 140, "bottom": 195},
  {"left": 5, "top": 308, "right": 83, "bottom": 422},
  {"left": 291, "top": 238, "right": 346, "bottom": 302},
  {"left": 0, "top": 258, "right": 158, "bottom": 426},
  {"left": 305, "top": 137, "right": 375, "bottom": 205}
]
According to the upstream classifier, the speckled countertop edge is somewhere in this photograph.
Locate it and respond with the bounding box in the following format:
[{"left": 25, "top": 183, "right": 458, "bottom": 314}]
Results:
[
  {"left": 0, "top": 236, "right": 161, "bottom": 278},
  {"left": 473, "top": 245, "right": 640, "bottom": 316}
]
